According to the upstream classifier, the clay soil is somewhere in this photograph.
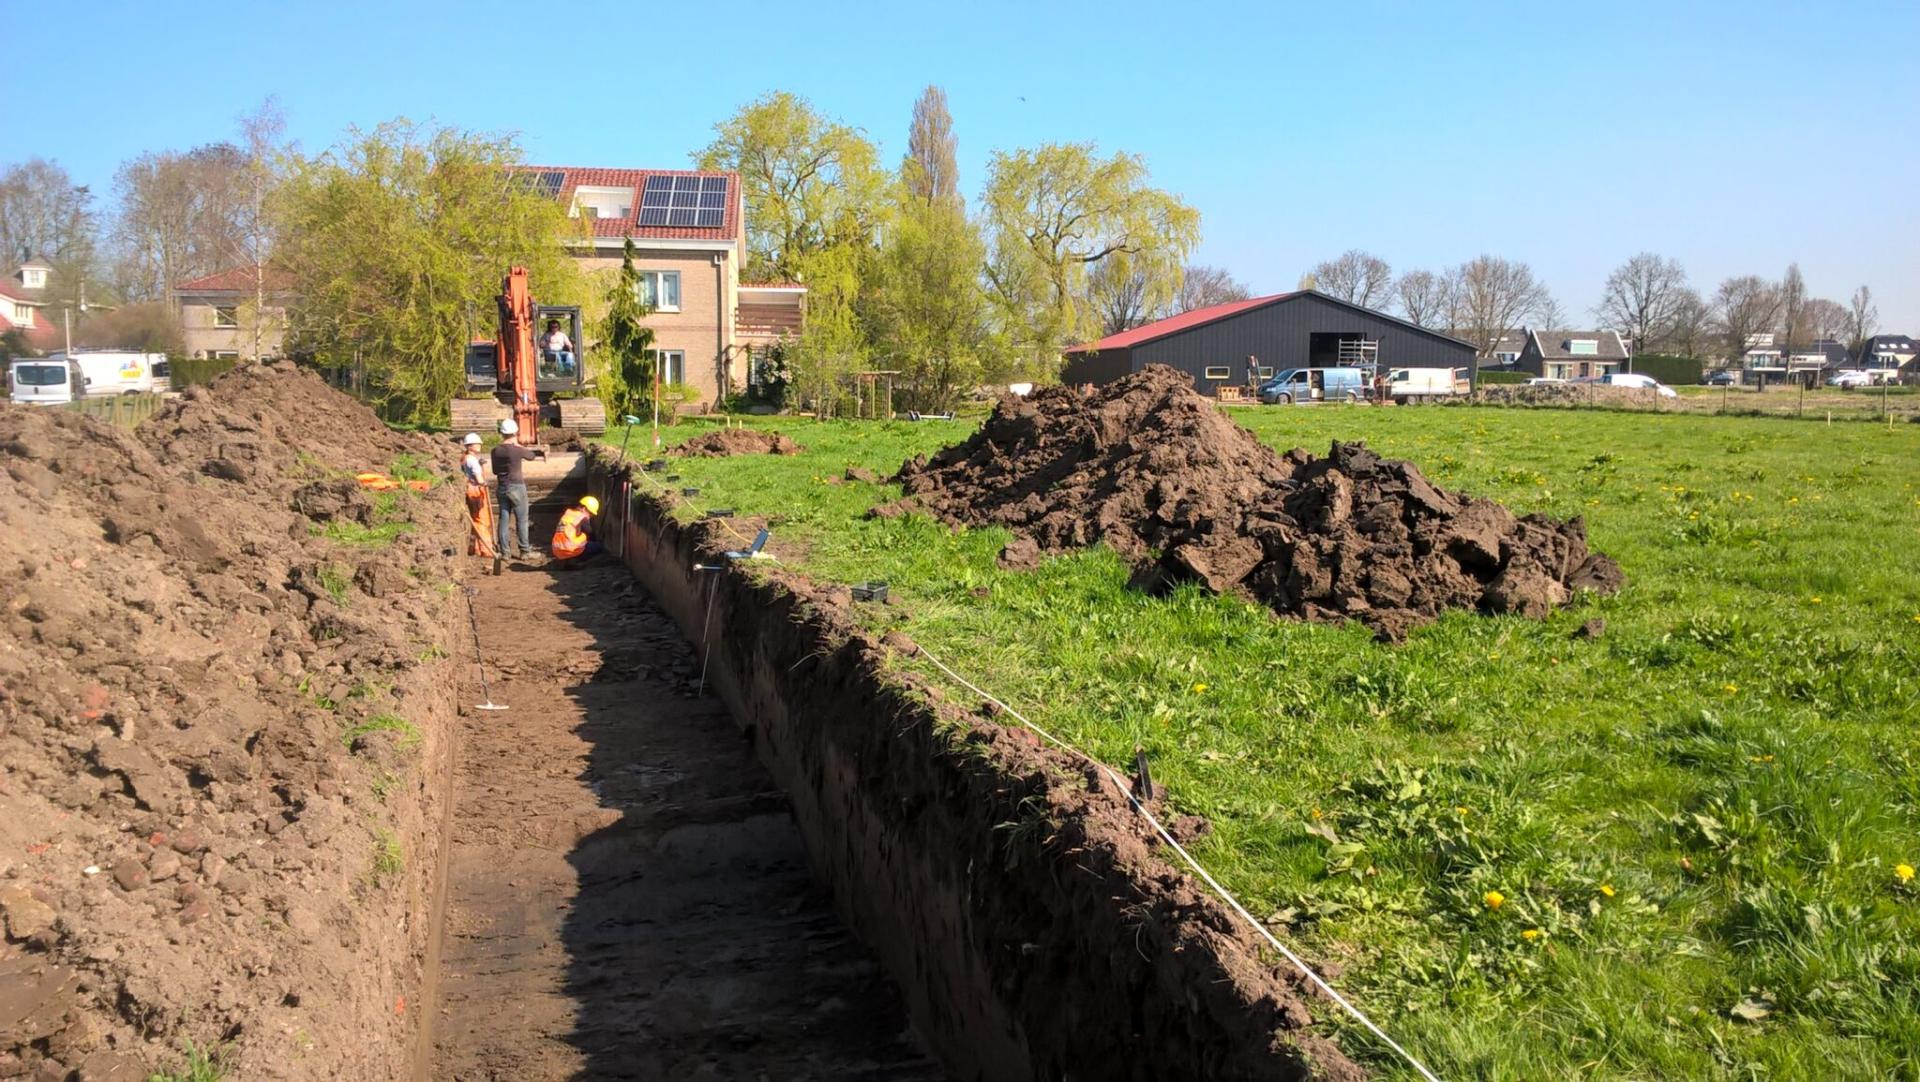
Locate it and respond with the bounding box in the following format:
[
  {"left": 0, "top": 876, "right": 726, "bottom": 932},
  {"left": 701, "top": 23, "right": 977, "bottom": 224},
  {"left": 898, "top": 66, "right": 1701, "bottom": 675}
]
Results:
[
  {"left": 670, "top": 429, "right": 801, "bottom": 458},
  {"left": 433, "top": 520, "right": 942, "bottom": 1080},
  {"left": 1, "top": 363, "right": 462, "bottom": 1080},
  {"left": 890, "top": 365, "right": 1622, "bottom": 640}
]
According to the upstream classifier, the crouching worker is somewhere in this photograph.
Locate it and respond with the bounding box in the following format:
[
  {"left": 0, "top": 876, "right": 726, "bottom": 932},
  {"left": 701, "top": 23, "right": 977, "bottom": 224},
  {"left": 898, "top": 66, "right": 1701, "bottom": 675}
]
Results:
[{"left": 551, "top": 495, "right": 604, "bottom": 564}]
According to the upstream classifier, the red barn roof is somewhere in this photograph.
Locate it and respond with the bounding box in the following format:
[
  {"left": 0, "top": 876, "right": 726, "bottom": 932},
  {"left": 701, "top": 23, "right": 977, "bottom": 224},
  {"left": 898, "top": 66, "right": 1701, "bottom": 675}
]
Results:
[
  {"left": 1066, "top": 293, "right": 1298, "bottom": 353},
  {"left": 513, "top": 166, "right": 742, "bottom": 242}
]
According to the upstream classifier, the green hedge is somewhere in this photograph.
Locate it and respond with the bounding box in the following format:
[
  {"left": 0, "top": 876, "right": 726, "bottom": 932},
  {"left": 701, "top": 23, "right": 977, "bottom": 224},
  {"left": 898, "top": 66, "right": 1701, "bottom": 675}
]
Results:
[
  {"left": 169, "top": 357, "right": 239, "bottom": 388},
  {"left": 1477, "top": 370, "right": 1529, "bottom": 385},
  {"left": 1631, "top": 354, "right": 1706, "bottom": 385}
]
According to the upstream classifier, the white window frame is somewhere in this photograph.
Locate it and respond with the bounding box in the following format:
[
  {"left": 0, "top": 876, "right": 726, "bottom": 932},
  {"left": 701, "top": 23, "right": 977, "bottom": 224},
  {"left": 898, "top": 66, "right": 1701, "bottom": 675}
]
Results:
[
  {"left": 21, "top": 269, "right": 46, "bottom": 289},
  {"left": 637, "top": 271, "right": 682, "bottom": 313},
  {"left": 570, "top": 185, "right": 635, "bottom": 220},
  {"left": 654, "top": 349, "right": 686, "bottom": 385},
  {"left": 1252, "top": 366, "right": 1274, "bottom": 380},
  {"left": 213, "top": 305, "right": 239, "bottom": 328},
  {"left": 11, "top": 302, "right": 30, "bottom": 321},
  {"left": 211, "top": 350, "right": 240, "bottom": 360},
  {"left": 1203, "top": 365, "right": 1231, "bottom": 380},
  {"left": 1546, "top": 362, "right": 1575, "bottom": 380}
]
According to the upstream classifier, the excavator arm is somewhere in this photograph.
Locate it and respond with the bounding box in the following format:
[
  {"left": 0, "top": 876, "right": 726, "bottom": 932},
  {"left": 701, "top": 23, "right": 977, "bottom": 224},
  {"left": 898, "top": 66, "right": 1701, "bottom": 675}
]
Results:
[{"left": 499, "top": 267, "right": 542, "bottom": 446}]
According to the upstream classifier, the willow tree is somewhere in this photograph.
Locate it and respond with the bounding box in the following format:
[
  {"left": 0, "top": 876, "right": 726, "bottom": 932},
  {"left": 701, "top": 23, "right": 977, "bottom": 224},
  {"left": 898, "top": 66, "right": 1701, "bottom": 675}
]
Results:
[
  {"left": 274, "top": 120, "right": 586, "bottom": 422},
  {"left": 981, "top": 144, "right": 1198, "bottom": 375}
]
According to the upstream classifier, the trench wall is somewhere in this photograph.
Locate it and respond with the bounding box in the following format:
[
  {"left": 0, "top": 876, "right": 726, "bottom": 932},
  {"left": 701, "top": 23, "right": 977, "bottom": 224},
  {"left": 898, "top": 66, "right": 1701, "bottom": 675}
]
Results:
[{"left": 588, "top": 453, "right": 1364, "bottom": 1082}]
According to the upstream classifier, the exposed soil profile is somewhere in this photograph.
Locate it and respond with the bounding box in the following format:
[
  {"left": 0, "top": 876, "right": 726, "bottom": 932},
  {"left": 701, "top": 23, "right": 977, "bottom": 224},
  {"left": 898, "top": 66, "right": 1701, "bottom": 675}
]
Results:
[
  {"left": 885, "top": 365, "right": 1622, "bottom": 640},
  {"left": 0, "top": 363, "right": 462, "bottom": 1080},
  {"left": 671, "top": 429, "right": 801, "bottom": 457}
]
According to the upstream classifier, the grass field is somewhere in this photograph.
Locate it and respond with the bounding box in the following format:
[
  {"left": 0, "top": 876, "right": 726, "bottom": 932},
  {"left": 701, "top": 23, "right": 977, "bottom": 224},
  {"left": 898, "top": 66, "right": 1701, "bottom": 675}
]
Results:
[{"left": 618, "top": 404, "right": 1920, "bottom": 1080}]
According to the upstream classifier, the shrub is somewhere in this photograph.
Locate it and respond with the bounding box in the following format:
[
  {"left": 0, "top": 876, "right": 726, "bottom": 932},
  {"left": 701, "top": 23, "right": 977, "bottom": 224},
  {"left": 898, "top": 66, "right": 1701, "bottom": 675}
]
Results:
[
  {"left": 1477, "top": 370, "right": 1529, "bottom": 385},
  {"left": 1632, "top": 353, "right": 1706, "bottom": 385}
]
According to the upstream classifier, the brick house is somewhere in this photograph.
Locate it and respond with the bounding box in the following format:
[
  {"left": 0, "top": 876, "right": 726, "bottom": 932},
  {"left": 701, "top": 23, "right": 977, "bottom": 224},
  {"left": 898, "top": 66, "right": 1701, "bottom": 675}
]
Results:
[
  {"left": 1514, "top": 329, "right": 1630, "bottom": 380},
  {"left": 175, "top": 267, "right": 295, "bottom": 360},
  {"left": 0, "top": 258, "right": 64, "bottom": 354},
  {"left": 519, "top": 166, "right": 804, "bottom": 405}
]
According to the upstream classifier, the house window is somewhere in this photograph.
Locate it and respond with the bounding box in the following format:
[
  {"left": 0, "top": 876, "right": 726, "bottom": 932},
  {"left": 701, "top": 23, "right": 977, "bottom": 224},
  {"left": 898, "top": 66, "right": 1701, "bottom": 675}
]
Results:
[
  {"left": 11, "top": 302, "right": 30, "bottom": 322},
  {"left": 21, "top": 268, "right": 46, "bottom": 289},
  {"left": 1252, "top": 366, "right": 1274, "bottom": 380},
  {"left": 637, "top": 271, "right": 681, "bottom": 312},
  {"left": 571, "top": 185, "right": 635, "bottom": 220},
  {"left": 653, "top": 349, "right": 686, "bottom": 385},
  {"left": 1567, "top": 339, "right": 1598, "bottom": 355},
  {"left": 212, "top": 350, "right": 240, "bottom": 360},
  {"left": 1546, "top": 362, "right": 1574, "bottom": 380},
  {"left": 213, "top": 306, "right": 239, "bottom": 328},
  {"left": 1203, "top": 366, "right": 1231, "bottom": 380}
]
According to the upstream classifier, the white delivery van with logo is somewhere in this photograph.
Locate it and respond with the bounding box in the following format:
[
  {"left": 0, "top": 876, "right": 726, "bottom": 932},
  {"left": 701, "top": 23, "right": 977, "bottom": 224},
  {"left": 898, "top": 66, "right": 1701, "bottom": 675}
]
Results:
[{"left": 55, "top": 350, "right": 165, "bottom": 396}]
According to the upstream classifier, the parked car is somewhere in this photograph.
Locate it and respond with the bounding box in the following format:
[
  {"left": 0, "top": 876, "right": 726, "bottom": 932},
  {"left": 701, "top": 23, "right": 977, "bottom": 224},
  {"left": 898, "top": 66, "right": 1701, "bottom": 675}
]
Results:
[
  {"left": 8, "top": 358, "right": 79, "bottom": 406},
  {"left": 1705, "top": 370, "right": 1739, "bottom": 387},
  {"left": 1826, "top": 370, "right": 1873, "bottom": 389},
  {"left": 1387, "top": 367, "right": 1468, "bottom": 402},
  {"left": 1259, "top": 366, "right": 1367, "bottom": 405},
  {"left": 1603, "top": 372, "right": 1679, "bottom": 398}
]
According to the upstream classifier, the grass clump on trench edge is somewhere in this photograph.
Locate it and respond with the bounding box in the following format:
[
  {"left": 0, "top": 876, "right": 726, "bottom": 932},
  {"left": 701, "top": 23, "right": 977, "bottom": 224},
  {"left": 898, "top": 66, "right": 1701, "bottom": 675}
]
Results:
[{"left": 605, "top": 407, "right": 1920, "bottom": 1079}]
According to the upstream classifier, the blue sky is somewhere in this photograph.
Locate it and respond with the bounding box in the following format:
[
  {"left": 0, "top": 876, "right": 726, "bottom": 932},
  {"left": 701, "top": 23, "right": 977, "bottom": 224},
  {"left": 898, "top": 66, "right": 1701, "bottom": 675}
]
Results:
[{"left": 3, "top": 0, "right": 1915, "bottom": 328}]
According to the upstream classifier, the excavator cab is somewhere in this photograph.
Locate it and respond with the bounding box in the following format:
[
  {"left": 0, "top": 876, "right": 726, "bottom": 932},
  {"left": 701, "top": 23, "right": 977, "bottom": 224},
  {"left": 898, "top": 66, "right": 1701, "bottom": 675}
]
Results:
[
  {"left": 529, "top": 306, "right": 584, "bottom": 391},
  {"left": 449, "top": 269, "right": 606, "bottom": 436}
]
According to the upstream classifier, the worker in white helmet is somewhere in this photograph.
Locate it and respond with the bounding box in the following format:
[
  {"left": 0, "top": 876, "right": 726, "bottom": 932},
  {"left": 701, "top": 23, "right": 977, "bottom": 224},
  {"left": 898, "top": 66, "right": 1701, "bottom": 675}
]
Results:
[
  {"left": 459, "top": 433, "right": 496, "bottom": 559},
  {"left": 489, "top": 418, "right": 546, "bottom": 563}
]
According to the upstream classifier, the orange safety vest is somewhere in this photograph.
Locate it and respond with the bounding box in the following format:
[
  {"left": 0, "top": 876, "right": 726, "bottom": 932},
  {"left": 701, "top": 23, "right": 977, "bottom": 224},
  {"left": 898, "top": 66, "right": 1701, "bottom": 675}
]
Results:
[{"left": 551, "top": 506, "right": 593, "bottom": 559}]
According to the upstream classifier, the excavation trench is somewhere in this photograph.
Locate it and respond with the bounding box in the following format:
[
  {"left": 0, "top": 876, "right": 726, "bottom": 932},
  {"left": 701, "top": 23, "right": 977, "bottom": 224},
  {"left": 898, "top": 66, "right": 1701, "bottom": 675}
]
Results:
[{"left": 429, "top": 459, "right": 941, "bottom": 1079}]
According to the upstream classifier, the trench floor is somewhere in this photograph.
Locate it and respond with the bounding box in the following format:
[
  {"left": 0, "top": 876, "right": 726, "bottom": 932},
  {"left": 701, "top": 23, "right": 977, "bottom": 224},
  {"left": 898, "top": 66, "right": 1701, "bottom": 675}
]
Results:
[{"left": 430, "top": 532, "right": 944, "bottom": 1080}]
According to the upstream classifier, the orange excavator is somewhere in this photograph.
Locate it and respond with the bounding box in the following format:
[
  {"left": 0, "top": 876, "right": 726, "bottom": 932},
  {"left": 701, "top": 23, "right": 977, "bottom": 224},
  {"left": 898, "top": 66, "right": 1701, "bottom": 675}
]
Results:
[{"left": 449, "top": 267, "right": 606, "bottom": 440}]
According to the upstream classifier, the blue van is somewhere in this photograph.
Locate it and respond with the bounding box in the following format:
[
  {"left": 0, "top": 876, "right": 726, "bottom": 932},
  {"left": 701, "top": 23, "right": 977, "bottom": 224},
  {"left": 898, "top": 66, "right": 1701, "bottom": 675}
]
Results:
[{"left": 1259, "top": 366, "right": 1368, "bottom": 404}]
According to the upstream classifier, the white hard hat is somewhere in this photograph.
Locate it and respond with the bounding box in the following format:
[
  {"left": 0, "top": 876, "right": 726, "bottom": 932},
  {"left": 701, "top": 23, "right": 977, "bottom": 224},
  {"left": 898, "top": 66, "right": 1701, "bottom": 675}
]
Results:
[
  {"left": 498, "top": 418, "right": 519, "bottom": 436},
  {"left": 462, "top": 432, "right": 482, "bottom": 446}
]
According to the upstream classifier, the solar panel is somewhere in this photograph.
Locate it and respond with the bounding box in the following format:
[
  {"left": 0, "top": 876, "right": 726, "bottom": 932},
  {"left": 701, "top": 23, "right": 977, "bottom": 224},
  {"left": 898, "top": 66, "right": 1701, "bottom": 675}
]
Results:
[
  {"left": 637, "top": 175, "right": 727, "bottom": 228},
  {"left": 511, "top": 169, "right": 566, "bottom": 197}
]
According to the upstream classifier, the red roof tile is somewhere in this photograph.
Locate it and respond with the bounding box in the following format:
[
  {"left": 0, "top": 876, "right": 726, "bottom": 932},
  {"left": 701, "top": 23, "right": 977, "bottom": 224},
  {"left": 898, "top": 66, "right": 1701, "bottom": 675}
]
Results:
[
  {"left": 0, "top": 277, "right": 46, "bottom": 303},
  {"left": 515, "top": 166, "right": 743, "bottom": 242},
  {"left": 175, "top": 267, "right": 297, "bottom": 293},
  {"left": 1065, "top": 293, "right": 1297, "bottom": 353}
]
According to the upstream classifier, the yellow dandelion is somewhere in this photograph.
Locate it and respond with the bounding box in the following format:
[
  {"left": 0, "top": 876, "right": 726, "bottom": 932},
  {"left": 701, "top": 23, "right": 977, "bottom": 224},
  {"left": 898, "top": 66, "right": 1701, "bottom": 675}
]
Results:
[
  {"left": 1484, "top": 890, "right": 1505, "bottom": 910},
  {"left": 1456, "top": 806, "right": 1471, "bottom": 816},
  {"left": 1522, "top": 928, "right": 1543, "bottom": 941},
  {"left": 1722, "top": 683, "right": 1739, "bottom": 695},
  {"left": 1599, "top": 884, "right": 1616, "bottom": 898},
  {"left": 1191, "top": 682, "right": 1208, "bottom": 694},
  {"left": 1809, "top": 597, "right": 1822, "bottom": 605},
  {"left": 1898, "top": 864, "right": 1915, "bottom": 883}
]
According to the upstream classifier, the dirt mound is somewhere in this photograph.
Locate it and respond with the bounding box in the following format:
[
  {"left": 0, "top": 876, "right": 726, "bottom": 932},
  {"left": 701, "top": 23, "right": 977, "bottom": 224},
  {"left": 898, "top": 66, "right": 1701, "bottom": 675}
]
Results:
[
  {"left": 0, "top": 362, "right": 461, "bottom": 1079},
  {"left": 889, "top": 365, "right": 1621, "bottom": 640},
  {"left": 672, "top": 429, "right": 800, "bottom": 457}
]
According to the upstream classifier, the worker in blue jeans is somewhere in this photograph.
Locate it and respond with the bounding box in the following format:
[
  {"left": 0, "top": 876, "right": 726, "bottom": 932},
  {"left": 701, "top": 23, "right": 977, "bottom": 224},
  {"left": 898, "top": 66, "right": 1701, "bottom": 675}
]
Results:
[
  {"left": 489, "top": 418, "right": 546, "bottom": 571},
  {"left": 542, "top": 320, "right": 575, "bottom": 376}
]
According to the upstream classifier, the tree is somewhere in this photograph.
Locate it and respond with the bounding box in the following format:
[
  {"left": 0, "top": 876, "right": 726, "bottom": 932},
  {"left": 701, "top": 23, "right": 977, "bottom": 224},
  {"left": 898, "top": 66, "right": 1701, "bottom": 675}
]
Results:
[
  {"left": 1174, "top": 264, "right": 1251, "bottom": 313},
  {"left": 1714, "top": 275, "right": 1783, "bottom": 368},
  {"left": 74, "top": 301, "right": 184, "bottom": 354},
  {"left": 274, "top": 120, "right": 587, "bottom": 422},
  {"left": 1086, "top": 255, "right": 1157, "bottom": 336},
  {"left": 0, "top": 159, "right": 102, "bottom": 317},
  {"left": 1666, "top": 287, "right": 1713, "bottom": 359},
  {"left": 1394, "top": 269, "right": 1452, "bottom": 329},
  {"left": 904, "top": 86, "right": 958, "bottom": 205},
  {"left": 698, "top": 92, "right": 884, "bottom": 282},
  {"left": 1596, "top": 253, "right": 1687, "bottom": 362},
  {"left": 113, "top": 144, "right": 250, "bottom": 303},
  {"left": 981, "top": 143, "right": 1198, "bottom": 372},
  {"left": 1847, "top": 285, "right": 1878, "bottom": 351},
  {"left": 594, "top": 239, "right": 656, "bottom": 420},
  {"left": 1311, "top": 250, "right": 1392, "bottom": 308},
  {"left": 233, "top": 100, "right": 286, "bottom": 363},
  {"left": 1778, "top": 263, "right": 1807, "bottom": 346},
  {"left": 1802, "top": 297, "right": 1849, "bottom": 344},
  {"left": 868, "top": 192, "right": 993, "bottom": 410},
  {"left": 1451, "top": 255, "right": 1550, "bottom": 383}
]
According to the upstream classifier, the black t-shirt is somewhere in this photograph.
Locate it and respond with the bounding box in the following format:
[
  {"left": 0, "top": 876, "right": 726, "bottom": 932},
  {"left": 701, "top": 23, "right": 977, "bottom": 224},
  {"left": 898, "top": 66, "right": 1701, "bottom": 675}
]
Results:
[{"left": 490, "top": 443, "right": 540, "bottom": 486}]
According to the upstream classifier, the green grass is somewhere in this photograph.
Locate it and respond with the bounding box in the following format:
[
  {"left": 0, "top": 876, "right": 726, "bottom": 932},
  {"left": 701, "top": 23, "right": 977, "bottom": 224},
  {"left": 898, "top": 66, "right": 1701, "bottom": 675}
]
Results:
[
  {"left": 611, "top": 408, "right": 1920, "bottom": 1079},
  {"left": 147, "top": 1041, "right": 227, "bottom": 1082},
  {"left": 317, "top": 565, "right": 352, "bottom": 605},
  {"left": 370, "top": 827, "right": 404, "bottom": 884},
  {"left": 342, "top": 713, "right": 421, "bottom": 751}
]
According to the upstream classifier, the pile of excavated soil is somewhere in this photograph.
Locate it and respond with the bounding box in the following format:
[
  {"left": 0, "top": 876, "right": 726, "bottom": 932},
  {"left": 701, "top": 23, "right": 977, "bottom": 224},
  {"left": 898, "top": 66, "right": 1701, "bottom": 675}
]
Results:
[
  {"left": 0, "top": 362, "right": 462, "bottom": 1080},
  {"left": 887, "top": 365, "right": 1621, "bottom": 640},
  {"left": 671, "top": 429, "right": 800, "bottom": 457}
]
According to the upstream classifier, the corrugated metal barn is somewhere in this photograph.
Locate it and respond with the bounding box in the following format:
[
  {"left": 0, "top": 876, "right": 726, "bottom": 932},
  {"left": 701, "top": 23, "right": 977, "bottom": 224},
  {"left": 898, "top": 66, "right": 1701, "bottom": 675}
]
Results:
[{"left": 1061, "top": 290, "right": 1477, "bottom": 391}]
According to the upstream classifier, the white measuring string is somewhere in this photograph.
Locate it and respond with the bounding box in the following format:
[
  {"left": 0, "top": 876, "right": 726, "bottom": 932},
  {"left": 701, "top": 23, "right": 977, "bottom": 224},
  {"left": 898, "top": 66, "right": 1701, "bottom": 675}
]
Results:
[{"left": 914, "top": 644, "right": 1443, "bottom": 1082}]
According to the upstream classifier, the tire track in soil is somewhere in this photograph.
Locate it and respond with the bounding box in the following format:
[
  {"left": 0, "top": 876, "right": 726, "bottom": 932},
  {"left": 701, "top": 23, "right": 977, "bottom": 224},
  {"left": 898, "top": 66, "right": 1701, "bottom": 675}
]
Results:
[{"left": 431, "top": 553, "right": 944, "bottom": 1080}]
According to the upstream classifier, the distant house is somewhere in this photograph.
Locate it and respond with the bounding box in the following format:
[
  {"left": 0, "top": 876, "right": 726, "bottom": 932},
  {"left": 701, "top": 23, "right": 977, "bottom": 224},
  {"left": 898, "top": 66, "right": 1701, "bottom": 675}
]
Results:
[
  {"left": 1782, "top": 340, "right": 1849, "bottom": 385},
  {"left": 1061, "top": 290, "right": 1476, "bottom": 391},
  {"left": 1856, "top": 334, "right": 1917, "bottom": 382},
  {"left": 1514, "top": 329, "right": 1629, "bottom": 380},
  {"left": 0, "top": 257, "right": 63, "bottom": 354},
  {"left": 1739, "top": 333, "right": 1784, "bottom": 382},
  {"left": 1488, "top": 331, "right": 1526, "bottom": 369},
  {"left": 175, "top": 267, "right": 295, "bottom": 360},
  {"left": 512, "top": 165, "right": 805, "bottom": 405}
]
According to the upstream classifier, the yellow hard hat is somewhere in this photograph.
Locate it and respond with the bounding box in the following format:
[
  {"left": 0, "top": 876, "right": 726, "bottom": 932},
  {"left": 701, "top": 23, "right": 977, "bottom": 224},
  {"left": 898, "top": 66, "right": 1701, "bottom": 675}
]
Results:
[{"left": 580, "top": 495, "right": 600, "bottom": 514}]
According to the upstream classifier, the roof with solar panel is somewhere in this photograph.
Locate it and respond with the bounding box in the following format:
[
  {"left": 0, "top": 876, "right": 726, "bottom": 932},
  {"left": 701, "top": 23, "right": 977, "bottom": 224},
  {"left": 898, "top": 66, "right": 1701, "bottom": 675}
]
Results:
[{"left": 510, "top": 166, "right": 743, "bottom": 241}]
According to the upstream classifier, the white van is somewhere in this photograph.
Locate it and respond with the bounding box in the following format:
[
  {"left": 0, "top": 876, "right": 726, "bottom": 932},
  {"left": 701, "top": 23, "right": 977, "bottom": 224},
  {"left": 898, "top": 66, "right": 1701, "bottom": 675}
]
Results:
[
  {"left": 1602, "top": 371, "right": 1678, "bottom": 398},
  {"left": 1388, "top": 367, "right": 1468, "bottom": 401},
  {"left": 52, "top": 350, "right": 166, "bottom": 396},
  {"left": 9, "top": 358, "right": 79, "bottom": 406}
]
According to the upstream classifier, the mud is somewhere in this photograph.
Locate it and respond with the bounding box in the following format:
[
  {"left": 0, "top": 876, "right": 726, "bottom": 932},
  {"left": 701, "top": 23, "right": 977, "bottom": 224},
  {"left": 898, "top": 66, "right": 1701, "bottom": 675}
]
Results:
[
  {"left": 433, "top": 546, "right": 942, "bottom": 1080},
  {"left": 0, "top": 363, "right": 462, "bottom": 1080},
  {"left": 888, "top": 365, "right": 1621, "bottom": 640},
  {"left": 594, "top": 448, "right": 1364, "bottom": 1082},
  {"left": 671, "top": 429, "right": 801, "bottom": 458}
]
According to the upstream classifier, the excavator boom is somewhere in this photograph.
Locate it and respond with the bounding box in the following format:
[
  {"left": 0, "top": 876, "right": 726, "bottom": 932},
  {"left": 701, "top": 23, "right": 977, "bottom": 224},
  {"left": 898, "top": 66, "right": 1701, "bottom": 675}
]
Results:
[{"left": 500, "top": 267, "right": 542, "bottom": 445}]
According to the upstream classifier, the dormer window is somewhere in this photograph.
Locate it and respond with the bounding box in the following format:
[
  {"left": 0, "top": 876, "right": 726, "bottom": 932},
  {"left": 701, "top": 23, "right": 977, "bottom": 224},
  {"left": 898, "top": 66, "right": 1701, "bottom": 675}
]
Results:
[
  {"left": 570, "top": 186, "right": 635, "bottom": 221},
  {"left": 21, "top": 267, "right": 46, "bottom": 289},
  {"left": 1567, "top": 339, "right": 1598, "bottom": 355}
]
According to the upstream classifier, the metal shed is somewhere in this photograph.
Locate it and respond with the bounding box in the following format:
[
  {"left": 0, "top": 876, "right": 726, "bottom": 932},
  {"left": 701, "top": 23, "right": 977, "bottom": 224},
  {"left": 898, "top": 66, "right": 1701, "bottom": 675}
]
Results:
[{"left": 1061, "top": 290, "right": 1477, "bottom": 393}]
